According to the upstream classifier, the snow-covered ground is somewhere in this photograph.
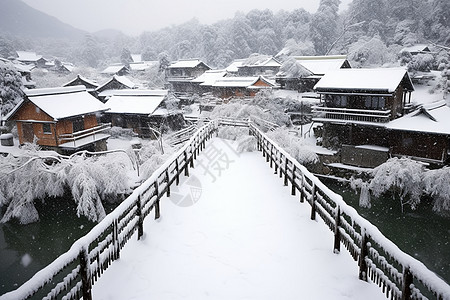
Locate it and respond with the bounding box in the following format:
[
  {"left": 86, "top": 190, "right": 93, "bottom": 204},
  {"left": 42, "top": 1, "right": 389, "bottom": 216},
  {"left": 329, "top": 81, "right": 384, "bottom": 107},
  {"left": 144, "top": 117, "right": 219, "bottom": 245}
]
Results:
[{"left": 92, "top": 138, "right": 384, "bottom": 300}]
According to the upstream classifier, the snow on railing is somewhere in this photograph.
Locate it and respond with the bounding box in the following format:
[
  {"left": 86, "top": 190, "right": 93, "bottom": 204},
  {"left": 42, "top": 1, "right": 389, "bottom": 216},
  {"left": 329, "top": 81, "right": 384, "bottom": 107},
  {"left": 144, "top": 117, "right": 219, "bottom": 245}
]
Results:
[
  {"left": 0, "top": 121, "right": 219, "bottom": 300},
  {"left": 249, "top": 123, "right": 450, "bottom": 300},
  {"left": 58, "top": 123, "right": 112, "bottom": 147}
]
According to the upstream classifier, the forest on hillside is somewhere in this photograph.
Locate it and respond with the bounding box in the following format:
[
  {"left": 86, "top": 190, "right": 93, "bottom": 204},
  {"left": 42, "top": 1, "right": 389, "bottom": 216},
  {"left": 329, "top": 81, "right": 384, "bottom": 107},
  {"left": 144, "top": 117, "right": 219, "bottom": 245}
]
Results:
[{"left": 0, "top": 0, "right": 449, "bottom": 70}]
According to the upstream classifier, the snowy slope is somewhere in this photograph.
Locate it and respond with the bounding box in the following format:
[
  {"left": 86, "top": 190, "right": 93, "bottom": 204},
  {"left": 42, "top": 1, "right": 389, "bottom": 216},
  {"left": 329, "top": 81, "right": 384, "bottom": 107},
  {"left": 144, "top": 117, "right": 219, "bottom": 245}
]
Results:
[{"left": 92, "top": 138, "right": 384, "bottom": 300}]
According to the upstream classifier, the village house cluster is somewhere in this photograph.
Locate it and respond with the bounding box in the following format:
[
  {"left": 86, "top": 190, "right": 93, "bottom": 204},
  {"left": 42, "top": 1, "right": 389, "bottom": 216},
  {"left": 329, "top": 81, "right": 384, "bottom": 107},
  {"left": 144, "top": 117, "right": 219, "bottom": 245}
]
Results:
[{"left": 2, "top": 46, "right": 450, "bottom": 172}]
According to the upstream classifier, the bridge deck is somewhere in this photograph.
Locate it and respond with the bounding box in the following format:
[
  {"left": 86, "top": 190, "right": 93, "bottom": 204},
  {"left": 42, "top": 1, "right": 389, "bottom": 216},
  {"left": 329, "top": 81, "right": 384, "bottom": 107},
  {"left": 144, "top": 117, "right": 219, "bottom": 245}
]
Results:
[{"left": 92, "top": 138, "right": 384, "bottom": 300}]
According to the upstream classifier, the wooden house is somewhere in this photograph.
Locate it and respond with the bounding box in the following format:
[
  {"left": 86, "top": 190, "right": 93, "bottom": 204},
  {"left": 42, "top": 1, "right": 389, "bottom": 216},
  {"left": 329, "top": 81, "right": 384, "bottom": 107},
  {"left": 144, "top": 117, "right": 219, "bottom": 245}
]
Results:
[
  {"left": 6, "top": 86, "right": 111, "bottom": 154},
  {"left": 225, "top": 59, "right": 245, "bottom": 75},
  {"left": 312, "top": 68, "right": 416, "bottom": 168},
  {"left": 190, "top": 70, "right": 228, "bottom": 95},
  {"left": 103, "top": 89, "right": 183, "bottom": 136},
  {"left": 237, "top": 55, "right": 281, "bottom": 77},
  {"left": 165, "top": 59, "right": 211, "bottom": 93},
  {"left": 95, "top": 75, "right": 137, "bottom": 102},
  {"left": 277, "top": 55, "right": 351, "bottom": 92},
  {"left": 211, "top": 76, "right": 276, "bottom": 99},
  {"left": 400, "top": 44, "right": 432, "bottom": 56},
  {"left": 12, "top": 61, "right": 36, "bottom": 89},
  {"left": 64, "top": 74, "right": 99, "bottom": 94},
  {"left": 101, "top": 64, "right": 129, "bottom": 76},
  {"left": 386, "top": 101, "right": 450, "bottom": 164},
  {"left": 15, "top": 51, "right": 42, "bottom": 65}
]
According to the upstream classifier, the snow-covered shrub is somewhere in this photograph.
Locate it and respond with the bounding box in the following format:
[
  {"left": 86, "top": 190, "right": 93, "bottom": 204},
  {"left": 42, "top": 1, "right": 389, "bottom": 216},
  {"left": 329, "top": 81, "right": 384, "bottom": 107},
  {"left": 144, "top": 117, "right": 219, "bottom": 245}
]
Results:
[
  {"left": 408, "top": 54, "right": 436, "bottom": 73},
  {"left": 369, "top": 157, "right": 425, "bottom": 212},
  {"left": 236, "top": 135, "right": 257, "bottom": 153},
  {"left": 218, "top": 126, "right": 248, "bottom": 141},
  {"left": 138, "top": 140, "right": 174, "bottom": 179},
  {"left": 423, "top": 167, "right": 450, "bottom": 213},
  {"left": 108, "top": 126, "right": 137, "bottom": 139},
  {"left": 266, "top": 128, "right": 318, "bottom": 166}
]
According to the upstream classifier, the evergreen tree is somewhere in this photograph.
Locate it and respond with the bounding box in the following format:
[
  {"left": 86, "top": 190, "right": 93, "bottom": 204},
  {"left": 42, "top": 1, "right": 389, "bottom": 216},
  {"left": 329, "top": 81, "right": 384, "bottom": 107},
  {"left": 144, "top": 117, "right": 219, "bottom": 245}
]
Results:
[
  {"left": 80, "top": 34, "right": 104, "bottom": 67},
  {"left": 120, "top": 47, "right": 133, "bottom": 65},
  {"left": 0, "top": 60, "right": 24, "bottom": 118},
  {"left": 310, "top": 0, "right": 341, "bottom": 55}
]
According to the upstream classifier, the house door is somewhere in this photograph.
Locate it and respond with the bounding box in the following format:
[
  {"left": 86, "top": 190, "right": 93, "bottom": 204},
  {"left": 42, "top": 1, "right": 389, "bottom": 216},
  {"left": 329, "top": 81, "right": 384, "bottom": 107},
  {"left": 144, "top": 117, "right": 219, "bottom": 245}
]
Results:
[{"left": 22, "top": 122, "right": 34, "bottom": 143}]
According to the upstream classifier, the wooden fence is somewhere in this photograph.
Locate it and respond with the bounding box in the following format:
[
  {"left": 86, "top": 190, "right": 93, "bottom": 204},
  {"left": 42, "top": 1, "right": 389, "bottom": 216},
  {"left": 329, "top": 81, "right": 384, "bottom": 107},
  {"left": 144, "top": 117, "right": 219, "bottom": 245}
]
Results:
[
  {"left": 0, "top": 121, "right": 219, "bottom": 300},
  {"left": 249, "top": 123, "right": 450, "bottom": 300}
]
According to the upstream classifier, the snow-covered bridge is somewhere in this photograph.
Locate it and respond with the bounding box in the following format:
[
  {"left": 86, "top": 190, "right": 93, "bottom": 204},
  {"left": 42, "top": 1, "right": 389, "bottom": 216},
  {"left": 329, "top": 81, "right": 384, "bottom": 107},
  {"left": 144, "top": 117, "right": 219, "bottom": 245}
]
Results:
[{"left": 2, "top": 121, "right": 449, "bottom": 300}]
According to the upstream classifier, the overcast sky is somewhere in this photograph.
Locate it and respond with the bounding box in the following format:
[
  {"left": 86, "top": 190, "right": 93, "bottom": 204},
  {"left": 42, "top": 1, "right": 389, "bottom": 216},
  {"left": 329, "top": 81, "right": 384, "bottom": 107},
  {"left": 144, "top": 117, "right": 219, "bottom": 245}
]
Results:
[{"left": 22, "top": 0, "right": 352, "bottom": 36}]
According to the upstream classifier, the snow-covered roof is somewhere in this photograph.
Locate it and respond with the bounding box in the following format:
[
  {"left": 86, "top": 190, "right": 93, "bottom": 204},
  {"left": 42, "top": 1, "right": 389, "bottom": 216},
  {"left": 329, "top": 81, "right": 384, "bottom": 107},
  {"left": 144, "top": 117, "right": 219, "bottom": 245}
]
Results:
[
  {"left": 191, "top": 70, "right": 227, "bottom": 85},
  {"left": 168, "top": 59, "right": 209, "bottom": 69},
  {"left": 129, "top": 61, "right": 158, "bottom": 71},
  {"left": 314, "top": 68, "right": 414, "bottom": 93},
  {"left": 212, "top": 76, "right": 275, "bottom": 88},
  {"left": 131, "top": 54, "right": 142, "bottom": 63},
  {"left": 101, "top": 64, "right": 127, "bottom": 74},
  {"left": 400, "top": 44, "right": 431, "bottom": 54},
  {"left": 225, "top": 59, "right": 245, "bottom": 73},
  {"left": 9, "top": 86, "right": 108, "bottom": 121},
  {"left": 63, "top": 75, "right": 99, "bottom": 88},
  {"left": 294, "top": 55, "right": 348, "bottom": 75},
  {"left": 13, "top": 62, "right": 34, "bottom": 73},
  {"left": 97, "top": 75, "right": 136, "bottom": 92},
  {"left": 241, "top": 55, "right": 281, "bottom": 68},
  {"left": 386, "top": 101, "right": 450, "bottom": 135},
  {"left": 16, "top": 51, "right": 42, "bottom": 62},
  {"left": 104, "top": 90, "right": 167, "bottom": 115}
]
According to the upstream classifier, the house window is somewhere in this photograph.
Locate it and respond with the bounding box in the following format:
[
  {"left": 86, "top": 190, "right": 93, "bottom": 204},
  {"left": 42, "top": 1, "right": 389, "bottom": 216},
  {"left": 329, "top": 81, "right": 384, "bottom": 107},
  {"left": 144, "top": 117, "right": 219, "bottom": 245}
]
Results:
[
  {"left": 325, "top": 94, "right": 347, "bottom": 108},
  {"left": 73, "top": 119, "right": 85, "bottom": 133},
  {"left": 364, "top": 96, "right": 386, "bottom": 110},
  {"left": 43, "top": 123, "right": 52, "bottom": 134}
]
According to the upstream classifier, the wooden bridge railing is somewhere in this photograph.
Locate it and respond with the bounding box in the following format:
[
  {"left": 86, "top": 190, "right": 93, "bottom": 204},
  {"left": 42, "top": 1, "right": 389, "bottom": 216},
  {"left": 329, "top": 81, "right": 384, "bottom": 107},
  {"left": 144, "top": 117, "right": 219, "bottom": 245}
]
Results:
[
  {"left": 249, "top": 123, "right": 450, "bottom": 300},
  {"left": 0, "top": 121, "right": 219, "bottom": 300}
]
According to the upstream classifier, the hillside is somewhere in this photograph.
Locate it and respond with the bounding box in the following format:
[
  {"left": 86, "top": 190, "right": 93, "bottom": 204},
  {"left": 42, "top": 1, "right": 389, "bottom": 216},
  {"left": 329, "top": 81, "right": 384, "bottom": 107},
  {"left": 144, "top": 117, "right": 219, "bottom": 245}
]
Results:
[{"left": 0, "top": 0, "right": 86, "bottom": 40}]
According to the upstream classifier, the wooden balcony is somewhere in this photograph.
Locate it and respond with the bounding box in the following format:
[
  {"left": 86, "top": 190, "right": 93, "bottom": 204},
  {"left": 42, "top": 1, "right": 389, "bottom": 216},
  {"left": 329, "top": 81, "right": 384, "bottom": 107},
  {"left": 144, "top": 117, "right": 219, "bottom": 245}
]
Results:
[
  {"left": 58, "top": 123, "right": 111, "bottom": 149},
  {"left": 312, "top": 106, "right": 392, "bottom": 123}
]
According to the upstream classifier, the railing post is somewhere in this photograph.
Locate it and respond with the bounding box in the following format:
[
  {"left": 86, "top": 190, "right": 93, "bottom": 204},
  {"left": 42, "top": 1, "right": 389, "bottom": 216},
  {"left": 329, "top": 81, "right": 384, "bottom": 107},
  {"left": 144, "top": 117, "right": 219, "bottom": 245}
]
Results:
[
  {"left": 291, "top": 165, "right": 296, "bottom": 196},
  {"left": 113, "top": 219, "right": 120, "bottom": 259},
  {"left": 310, "top": 183, "right": 316, "bottom": 220},
  {"left": 269, "top": 144, "right": 273, "bottom": 167},
  {"left": 300, "top": 175, "right": 305, "bottom": 203},
  {"left": 184, "top": 151, "right": 190, "bottom": 177},
  {"left": 359, "top": 232, "right": 368, "bottom": 281},
  {"left": 136, "top": 196, "right": 144, "bottom": 240},
  {"left": 190, "top": 147, "right": 194, "bottom": 168},
  {"left": 401, "top": 267, "right": 413, "bottom": 300},
  {"left": 154, "top": 181, "right": 161, "bottom": 220},
  {"left": 175, "top": 159, "right": 180, "bottom": 185},
  {"left": 333, "top": 206, "right": 341, "bottom": 253},
  {"left": 165, "top": 169, "right": 170, "bottom": 197},
  {"left": 79, "top": 246, "right": 92, "bottom": 300},
  {"left": 284, "top": 159, "right": 288, "bottom": 186}
]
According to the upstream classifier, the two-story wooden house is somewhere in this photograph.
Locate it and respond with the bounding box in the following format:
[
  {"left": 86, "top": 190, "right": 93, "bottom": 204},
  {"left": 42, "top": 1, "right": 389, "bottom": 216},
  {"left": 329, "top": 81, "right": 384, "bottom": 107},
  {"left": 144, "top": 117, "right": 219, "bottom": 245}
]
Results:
[
  {"left": 6, "top": 86, "right": 111, "bottom": 154},
  {"left": 312, "top": 68, "right": 416, "bottom": 168},
  {"left": 165, "top": 59, "right": 211, "bottom": 93}
]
